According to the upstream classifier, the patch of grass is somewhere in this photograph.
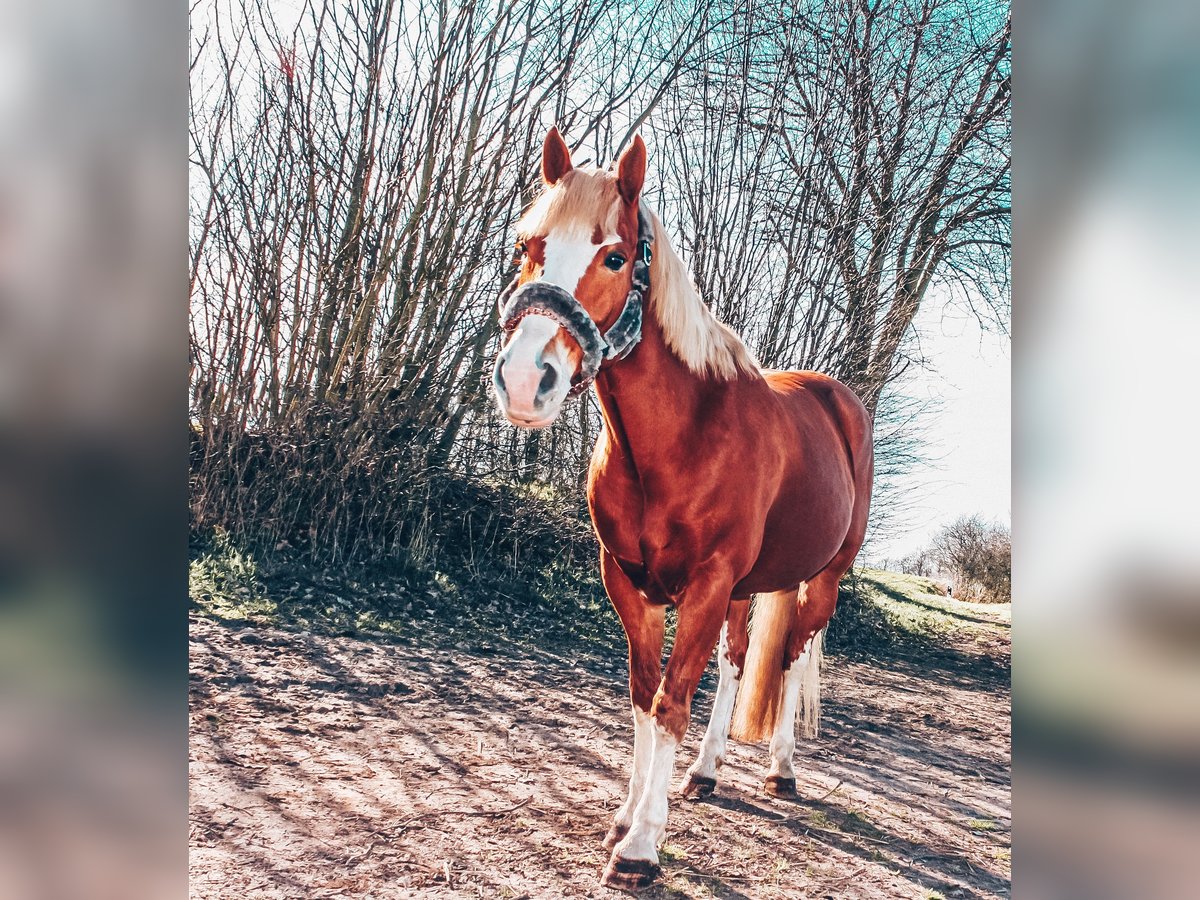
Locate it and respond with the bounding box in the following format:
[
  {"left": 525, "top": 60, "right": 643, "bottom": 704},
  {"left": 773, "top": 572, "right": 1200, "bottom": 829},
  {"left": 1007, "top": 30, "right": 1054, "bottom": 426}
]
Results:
[
  {"left": 658, "top": 843, "right": 688, "bottom": 862},
  {"left": 190, "top": 525, "right": 626, "bottom": 664},
  {"left": 807, "top": 810, "right": 836, "bottom": 831},
  {"left": 990, "top": 847, "right": 1011, "bottom": 863},
  {"left": 651, "top": 875, "right": 694, "bottom": 900},
  {"left": 924, "top": 891, "right": 946, "bottom": 900},
  {"left": 968, "top": 818, "right": 999, "bottom": 832},
  {"left": 860, "top": 569, "right": 1008, "bottom": 633},
  {"left": 828, "top": 565, "right": 1010, "bottom": 658},
  {"left": 189, "top": 529, "right": 277, "bottom": 623}
]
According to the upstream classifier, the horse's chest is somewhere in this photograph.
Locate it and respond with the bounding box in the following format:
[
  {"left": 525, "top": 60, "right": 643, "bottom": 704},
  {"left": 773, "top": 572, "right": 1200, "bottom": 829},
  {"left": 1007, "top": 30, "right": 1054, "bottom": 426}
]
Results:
[
  {"left": 588, "top": 463, "right": 708, "bottom": 602},
  {"left": 588, "top": 470, "right": 646, "bottom": 567}
]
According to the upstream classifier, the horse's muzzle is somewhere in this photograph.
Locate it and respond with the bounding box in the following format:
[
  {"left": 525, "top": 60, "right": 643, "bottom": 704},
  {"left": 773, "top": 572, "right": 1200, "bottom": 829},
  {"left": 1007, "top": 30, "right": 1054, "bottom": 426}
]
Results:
[{"left": 493, "top": 313, "right": 570, "bottom": 428}]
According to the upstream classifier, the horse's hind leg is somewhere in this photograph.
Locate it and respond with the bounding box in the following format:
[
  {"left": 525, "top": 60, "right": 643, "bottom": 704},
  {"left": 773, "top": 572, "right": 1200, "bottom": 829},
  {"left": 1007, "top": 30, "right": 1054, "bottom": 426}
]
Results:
[
  {"left": 682, "top": 597, "right": 749, "bottom": 798},
  {"left": 764, "top": 570, "right": 840, "bottom": 796}
]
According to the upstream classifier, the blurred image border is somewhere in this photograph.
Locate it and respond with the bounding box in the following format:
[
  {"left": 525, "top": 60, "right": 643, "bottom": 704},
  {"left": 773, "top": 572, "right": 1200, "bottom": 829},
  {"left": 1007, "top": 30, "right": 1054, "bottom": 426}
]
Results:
[{"left": 1, "top": 0, "right": 1197, "bottom": 896}]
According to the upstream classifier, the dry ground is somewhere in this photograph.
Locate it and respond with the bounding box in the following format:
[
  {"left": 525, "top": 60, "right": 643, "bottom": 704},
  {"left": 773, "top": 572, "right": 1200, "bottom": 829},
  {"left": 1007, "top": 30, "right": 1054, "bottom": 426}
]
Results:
[{"left": 189, "top": 579, "right": 1009, "bottom": 899}]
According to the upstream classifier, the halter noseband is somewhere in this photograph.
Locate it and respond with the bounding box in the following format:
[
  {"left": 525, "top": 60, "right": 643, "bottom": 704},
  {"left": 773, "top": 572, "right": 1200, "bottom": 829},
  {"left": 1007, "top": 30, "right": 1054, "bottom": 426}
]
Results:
[{"left": 498, "top": 208, "right": 653, "bottom": 398}]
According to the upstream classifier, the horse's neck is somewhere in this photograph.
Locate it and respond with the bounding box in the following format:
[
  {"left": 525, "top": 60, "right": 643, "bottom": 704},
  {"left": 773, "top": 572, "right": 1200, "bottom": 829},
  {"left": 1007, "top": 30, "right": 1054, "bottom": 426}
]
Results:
[{"left": 593, "top": 313, "right": 712, "bottom": 467}]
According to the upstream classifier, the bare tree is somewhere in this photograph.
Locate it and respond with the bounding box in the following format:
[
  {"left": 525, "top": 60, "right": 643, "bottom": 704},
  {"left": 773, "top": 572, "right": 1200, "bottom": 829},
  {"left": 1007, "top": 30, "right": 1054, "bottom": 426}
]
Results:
[
  {"left": 930, "top": 514, "right": 1011, "bottom": 602},
  {"left": 188, "top": 0, "right": 1010, "bottom": 564},
  {"left": 647, "top": 0, "right": 1007, "bottom": 546},
  {"left": 655, "top": 0, "right": 1010, "bottom": 413},
  {"left": 189, "top": 0, "right": 710, "bottom": 559},
  {"left": 898, "top": 548, "right": 935, "bottom": 578}
]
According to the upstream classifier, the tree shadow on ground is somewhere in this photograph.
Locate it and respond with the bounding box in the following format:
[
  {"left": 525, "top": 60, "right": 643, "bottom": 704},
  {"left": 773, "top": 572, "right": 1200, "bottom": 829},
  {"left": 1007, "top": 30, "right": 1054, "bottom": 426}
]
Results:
[{"left": 191, "top": 605, "right": 1010, "bottom": 899}]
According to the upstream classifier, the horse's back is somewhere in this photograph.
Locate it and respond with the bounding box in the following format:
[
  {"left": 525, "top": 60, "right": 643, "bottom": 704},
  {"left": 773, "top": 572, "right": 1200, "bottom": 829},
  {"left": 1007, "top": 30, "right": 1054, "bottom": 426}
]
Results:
[{"left": 762, "top": 369, "right": 873, "bottom": 470}]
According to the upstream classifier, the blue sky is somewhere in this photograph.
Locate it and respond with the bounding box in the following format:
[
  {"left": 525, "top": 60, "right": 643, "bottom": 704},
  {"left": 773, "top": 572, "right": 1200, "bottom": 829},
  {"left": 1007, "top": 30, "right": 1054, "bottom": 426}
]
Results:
[{"left": 869, "top": 299, "right": 1011, "bottom": 563}]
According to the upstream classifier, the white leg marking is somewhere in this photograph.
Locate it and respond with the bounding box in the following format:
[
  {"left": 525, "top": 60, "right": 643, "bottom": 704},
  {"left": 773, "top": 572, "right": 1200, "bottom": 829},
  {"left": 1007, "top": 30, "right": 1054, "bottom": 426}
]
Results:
[
  {"left": 615, "top": 720, "right": 677, "bottom": 862},
  {"left": 613, "top": 707, "right": 655, "bottom": 831},
  {"left": 685, "top": 623, "right": 739, "bottom": 783},
  {"left": 768, "top": 642, "right": 810, "bottom": 779}
]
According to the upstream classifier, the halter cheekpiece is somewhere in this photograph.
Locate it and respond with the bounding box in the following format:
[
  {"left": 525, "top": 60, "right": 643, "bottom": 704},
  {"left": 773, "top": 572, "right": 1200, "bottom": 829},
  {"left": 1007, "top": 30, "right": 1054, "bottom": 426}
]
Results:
[{"left": 498, "top": 208, "right": 653, "bottom": 398}]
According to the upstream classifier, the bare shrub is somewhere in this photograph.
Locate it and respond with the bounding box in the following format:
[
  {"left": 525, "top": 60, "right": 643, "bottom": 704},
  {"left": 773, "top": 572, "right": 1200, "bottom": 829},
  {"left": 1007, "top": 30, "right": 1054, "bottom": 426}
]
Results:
[
  {"left": 189, "top": 0, "right": 1010, "bottom": 566},
  {"left": 930, "top": 514, "right": 1011, "bottom": 602}
]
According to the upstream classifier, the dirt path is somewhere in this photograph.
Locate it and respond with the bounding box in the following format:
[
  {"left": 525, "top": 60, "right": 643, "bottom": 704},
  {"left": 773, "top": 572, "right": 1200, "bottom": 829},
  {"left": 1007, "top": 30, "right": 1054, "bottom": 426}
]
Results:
[{"left": 189, "top": 609, "right": 1009, "bottom": 899}]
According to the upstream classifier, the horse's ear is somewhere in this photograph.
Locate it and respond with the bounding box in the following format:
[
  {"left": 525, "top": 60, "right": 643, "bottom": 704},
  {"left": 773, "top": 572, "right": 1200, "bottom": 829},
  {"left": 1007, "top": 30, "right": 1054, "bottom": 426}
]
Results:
[
  {"left": 542, "top": 127, "right": 573, "bottom": 186},
  {"left": 616, "top": 134, "right": 646, "bottom": 204}
]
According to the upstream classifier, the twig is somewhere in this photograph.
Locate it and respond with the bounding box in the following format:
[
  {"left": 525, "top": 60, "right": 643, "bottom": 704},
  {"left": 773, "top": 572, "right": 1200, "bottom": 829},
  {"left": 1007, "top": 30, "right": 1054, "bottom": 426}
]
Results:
[
  {"left": 456, "top": 797, "right": 534, "bottom": 818},
  {"left": 801, "top": 824, "right": 892, "bottom": 846},
  {"left": 394, "top": 797, "right": 532, "bottom": 833},
  {"left": 815, "top": 779, "right": 844, "bottom": 802},
  {"left": 345, "top": 840, "right": 378, "bottom": 865},
  {"left": 674, "top": 867, "right": 766, "bottom": 883}
]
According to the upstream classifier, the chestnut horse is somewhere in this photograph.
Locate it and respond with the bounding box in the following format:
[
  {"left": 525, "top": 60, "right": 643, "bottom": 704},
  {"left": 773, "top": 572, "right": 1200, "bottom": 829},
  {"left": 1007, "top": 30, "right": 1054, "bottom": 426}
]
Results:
[{"left": 492, "top": 129, "right": 873, "bottom": 890}]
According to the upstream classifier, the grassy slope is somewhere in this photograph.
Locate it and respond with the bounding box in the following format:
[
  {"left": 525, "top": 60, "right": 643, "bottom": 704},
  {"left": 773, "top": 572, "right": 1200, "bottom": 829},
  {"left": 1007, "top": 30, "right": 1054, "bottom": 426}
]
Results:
[
  {"left": 190, "top": 532, "right": 1009, "bottom": 668},
  {"left": 189, "top": 528, "right": 624, "bottom": 661},
  {"left": 854, "top": 568, "right": 1009, "bottom": 636}
]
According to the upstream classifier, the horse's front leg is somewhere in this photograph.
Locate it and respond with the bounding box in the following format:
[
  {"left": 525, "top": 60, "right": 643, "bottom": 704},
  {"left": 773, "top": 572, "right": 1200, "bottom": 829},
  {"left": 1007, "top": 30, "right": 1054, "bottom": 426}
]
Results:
[
  {"left": 600, "top": 552, "right": 665, "bottom": 852},
  {"left": 603, "top": 569, "right": 732, "bottom": 890}
]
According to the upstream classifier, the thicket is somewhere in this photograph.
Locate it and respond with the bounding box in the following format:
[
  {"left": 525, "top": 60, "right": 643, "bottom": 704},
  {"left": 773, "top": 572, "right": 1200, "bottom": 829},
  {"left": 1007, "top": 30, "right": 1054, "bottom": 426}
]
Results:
[
  {"left": 898, "top": 514, "right": 1011, "bottom": 602},
  {"left": 190, "top": 0, "right": 1010, "bottom": 585}
]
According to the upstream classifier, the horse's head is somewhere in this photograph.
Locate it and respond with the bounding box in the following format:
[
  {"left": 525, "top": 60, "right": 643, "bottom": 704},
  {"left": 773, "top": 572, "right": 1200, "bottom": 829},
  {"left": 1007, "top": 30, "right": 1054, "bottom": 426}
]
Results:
[{"left": 493, "top": 128, "right": 649, "bottom": 428}]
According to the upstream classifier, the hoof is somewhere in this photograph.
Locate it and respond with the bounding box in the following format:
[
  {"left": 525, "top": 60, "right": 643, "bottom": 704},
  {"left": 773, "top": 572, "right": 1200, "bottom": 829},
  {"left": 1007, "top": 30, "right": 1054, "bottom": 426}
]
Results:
[
  {"left": 682, "top": 774, "right": 716, "bottom": 799},
  {"left": 602, "top": 823, "right": 629, "bottom": 851},
  {"left": 601, "top": 855, "right": 661, "bottom": 892},
  {"left": 765, "top": 775, "right": 797, "bottom": 797}
]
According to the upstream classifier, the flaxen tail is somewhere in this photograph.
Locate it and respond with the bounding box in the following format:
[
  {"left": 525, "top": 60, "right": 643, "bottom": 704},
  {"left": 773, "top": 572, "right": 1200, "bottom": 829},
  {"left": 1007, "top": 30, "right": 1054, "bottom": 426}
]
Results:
[
  {"left": 729, "top": 589, "right": 797, "bottom": 743},
  {"left": 796, "top": 626, "right": 825, "bottom": 740}
]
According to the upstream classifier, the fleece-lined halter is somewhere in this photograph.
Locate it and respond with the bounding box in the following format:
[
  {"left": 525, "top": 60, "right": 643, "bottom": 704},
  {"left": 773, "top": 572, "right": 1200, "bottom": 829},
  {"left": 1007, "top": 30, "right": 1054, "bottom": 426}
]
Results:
[{"left": 498, "top": 208, "right": 653, "bottom": 398}]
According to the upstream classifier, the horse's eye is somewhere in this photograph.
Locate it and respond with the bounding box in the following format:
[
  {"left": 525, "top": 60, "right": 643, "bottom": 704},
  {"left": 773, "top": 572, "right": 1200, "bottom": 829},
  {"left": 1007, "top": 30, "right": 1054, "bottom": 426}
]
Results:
[
  {"left": 604, "top": 252, "right": 627, "bottom": 271},
  {"left": 513, "top": 242, "right": 527, "bottom": 264}
]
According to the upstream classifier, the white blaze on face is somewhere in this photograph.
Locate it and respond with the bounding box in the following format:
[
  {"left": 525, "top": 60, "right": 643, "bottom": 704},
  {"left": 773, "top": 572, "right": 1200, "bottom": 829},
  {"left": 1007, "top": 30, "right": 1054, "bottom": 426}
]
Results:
[
  {"left": 494, "top": 226, "right": 621, "bottom": 428},
  {"left": 539, "top": 227, "right": 618, "bottom": 295}
]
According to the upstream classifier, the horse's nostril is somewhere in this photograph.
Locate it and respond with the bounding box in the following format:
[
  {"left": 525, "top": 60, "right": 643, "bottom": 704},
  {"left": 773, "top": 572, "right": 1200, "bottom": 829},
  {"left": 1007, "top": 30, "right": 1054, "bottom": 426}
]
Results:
[
  {"left": 538, "top": 366, "right": 558, "bottom": 396},
  {"left": 495, "top": 362, "right": 507, "bottom": 394}
]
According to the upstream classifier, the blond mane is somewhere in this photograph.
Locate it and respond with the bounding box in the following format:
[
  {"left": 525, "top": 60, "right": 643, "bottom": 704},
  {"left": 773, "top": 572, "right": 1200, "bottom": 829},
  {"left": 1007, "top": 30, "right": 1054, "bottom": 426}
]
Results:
[
  {"left": 645, "top": 209, "right": 759, "bottom": 380},
  {"left": 515, "top": 169, "right": 621, "bottom": 239},
  {"left": 515, "top": 169, "right": 759, "bottom": 380}
]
